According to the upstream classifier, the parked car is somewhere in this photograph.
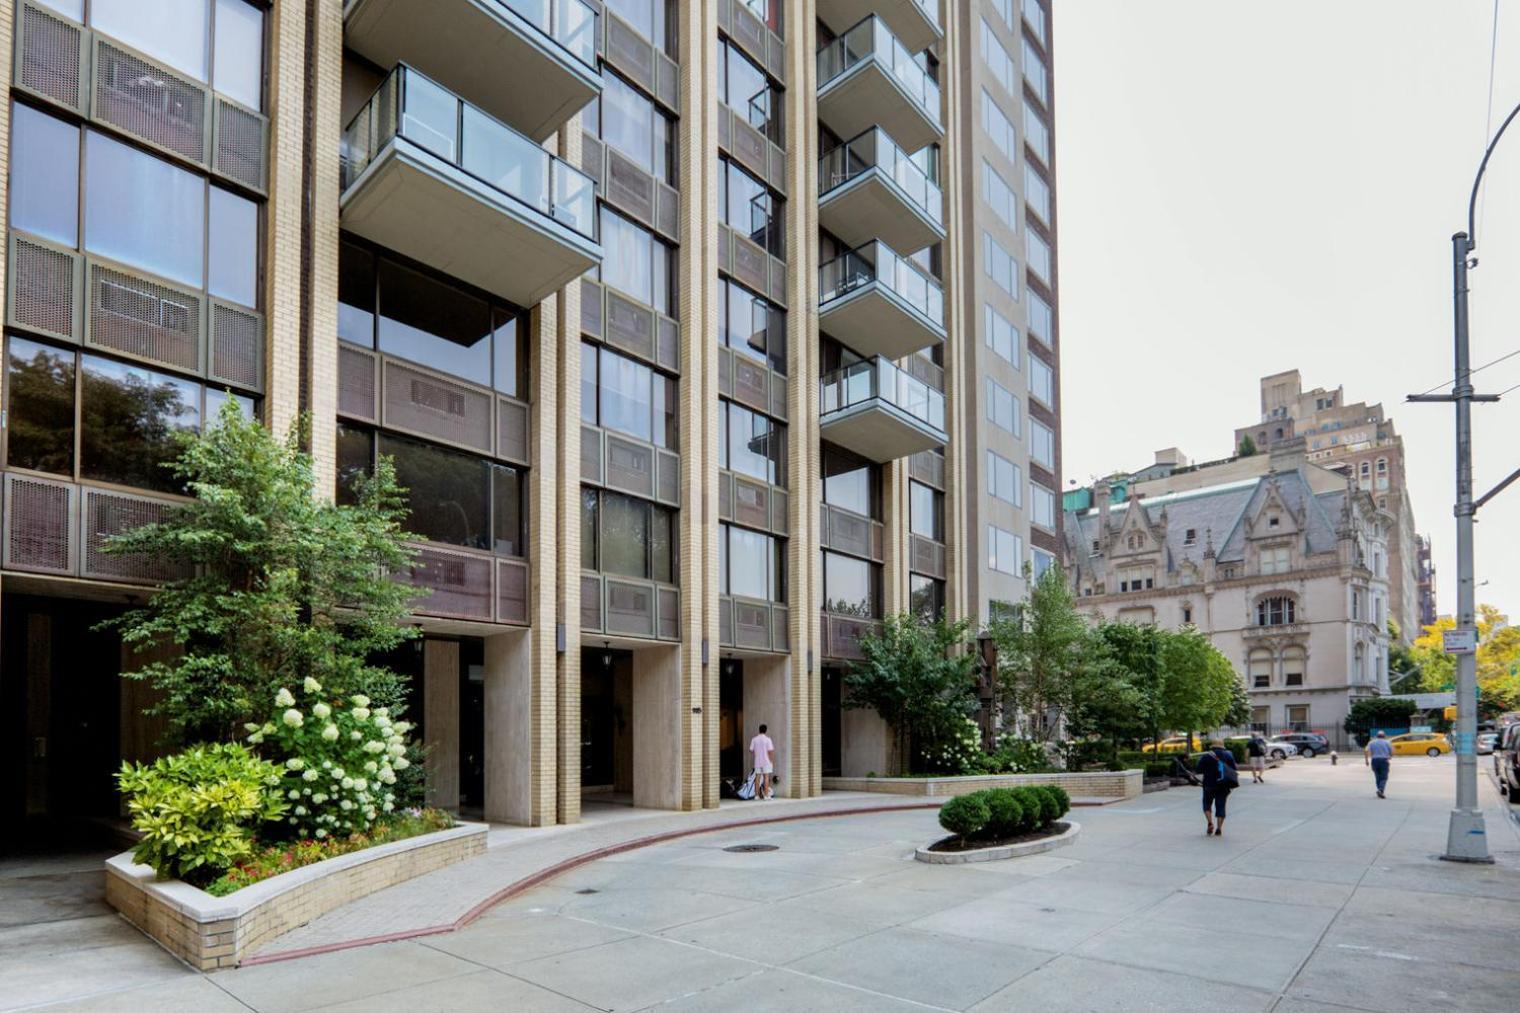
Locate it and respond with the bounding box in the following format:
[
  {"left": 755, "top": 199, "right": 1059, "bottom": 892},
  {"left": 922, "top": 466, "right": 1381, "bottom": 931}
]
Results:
[
  {"left": 1142, "top": 737, "right": 1194, "bottom": 754},
  {"left": 1477, "top": 732, "right": 1498, "bottom": 755},
  {"left": 1269, "top": 732, "right": 1329, "bottom": 758},
  {"left": 1496, "top": 725, "right": 1520, "bottom": 801},
  {"left": 1257, "top": 739, "right": 1297, "bottom": 760},
  {"left": 1387, "top": 732, "right": 1451, "bottom": 757}
]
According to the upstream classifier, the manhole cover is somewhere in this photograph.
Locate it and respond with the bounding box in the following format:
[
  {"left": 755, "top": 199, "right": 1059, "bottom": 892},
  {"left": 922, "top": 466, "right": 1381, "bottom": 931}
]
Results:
[
  {"left": 723, "top": 844, "right": 779, "bottom": 853},
  {"left": 575, "top": 888, "right": 599, "bottom": 895}
]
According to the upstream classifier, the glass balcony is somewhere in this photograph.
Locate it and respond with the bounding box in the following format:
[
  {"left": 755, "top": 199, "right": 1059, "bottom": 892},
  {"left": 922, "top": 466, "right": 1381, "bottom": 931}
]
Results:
[
  {"left": 816, "top": 0, "right": 941, "bottom": 55},
  {"left": 341, "top": 66, "right": 601, "bottom": 310},
  {"left": 343, "top": 0, "right": 600, "bottom": 142},
  {"left": 819, "top": 357, "right": 946, "bottom": 462},
  {"left": 816, "top": 15, "right": 944, "bottom": 154},
  {"left": 819, "top": 128, "right": 944, "bottom": 254},
  {"left": 818, "top": 241, "right": 945, "bottom": 360}
]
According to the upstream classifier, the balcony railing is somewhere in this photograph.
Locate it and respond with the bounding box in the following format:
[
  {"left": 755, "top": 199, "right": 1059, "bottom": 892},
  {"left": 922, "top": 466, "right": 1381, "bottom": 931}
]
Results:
[
  {"left": 819, "top": 127, "right": 942, "bottom": 228},
  {"left": 820, "top": 242, "right": 944, "bottom": 331},
  {"left": 495, "top": 0, "right": 599, "bottom": 69},
  {"left": 820, "top": 356, "right": 945, "bottom": 434},
  {"left": 341, "top": 65, "right": 597, "bottom": 243},
  {"left": 817, "top": 16, "right": 941, "bottom": 124}
]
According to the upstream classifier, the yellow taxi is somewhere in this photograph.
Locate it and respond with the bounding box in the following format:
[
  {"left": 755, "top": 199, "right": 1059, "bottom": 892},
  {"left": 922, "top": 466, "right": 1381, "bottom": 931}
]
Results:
[
  {"left": 1142, "top": 736, "right": 1194, "bottom": 754},
  {"left": 1387, "top": 732, "right": 1451, "bottom": 757}
]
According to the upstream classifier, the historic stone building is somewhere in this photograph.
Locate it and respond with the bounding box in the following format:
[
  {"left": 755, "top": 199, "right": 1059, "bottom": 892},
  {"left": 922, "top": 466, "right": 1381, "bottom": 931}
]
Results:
[{"left": 1064, "top": 444, "right": 1391, "bottom": 740}]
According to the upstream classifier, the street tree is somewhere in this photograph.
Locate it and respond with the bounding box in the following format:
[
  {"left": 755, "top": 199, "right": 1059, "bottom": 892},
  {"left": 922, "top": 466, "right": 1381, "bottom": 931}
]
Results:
[{"left": 989, "top": 564, "right": 1090, "bottom": 743}]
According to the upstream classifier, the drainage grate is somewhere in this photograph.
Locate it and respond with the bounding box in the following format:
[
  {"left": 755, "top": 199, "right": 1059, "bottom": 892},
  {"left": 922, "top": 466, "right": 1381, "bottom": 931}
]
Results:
[{"left": 723, "top": 844, "right": 779, "bottom": 853}]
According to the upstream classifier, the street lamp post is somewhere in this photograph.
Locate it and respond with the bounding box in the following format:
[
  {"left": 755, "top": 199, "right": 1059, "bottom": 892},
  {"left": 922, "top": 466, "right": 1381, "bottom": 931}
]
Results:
[{"left": 1408, "top": 99, "right": 1520, "bottom": 864}]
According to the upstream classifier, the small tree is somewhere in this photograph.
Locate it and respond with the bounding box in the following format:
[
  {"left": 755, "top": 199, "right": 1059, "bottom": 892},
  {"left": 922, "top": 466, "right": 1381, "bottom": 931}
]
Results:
[
  {"left": 103, "top": 401, "right": 420, "bottom": 745},
  {"left": 1158, "top": 627, "right": 1236, "bottom": 749},
  {"left": 1088, "top": 621, "right": 1167, "bottom": 749},
  {"left": 990, "top": 564, "right": 1090, "bottom": 743},
  {"left": 1344, "top": 697, "right": 1418, "bottom": 747},
  {"left": 1238, "top": 435, "right": 1258, "bottom": 457},
  {"left": 844, "top": 613, "right": 980, "bottom": 774}
]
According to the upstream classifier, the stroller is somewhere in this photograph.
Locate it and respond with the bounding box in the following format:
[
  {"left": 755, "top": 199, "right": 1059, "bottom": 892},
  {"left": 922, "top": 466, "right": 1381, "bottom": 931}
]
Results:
[{"left": 733, "top": 769, "right": 771, "bottom": 800}]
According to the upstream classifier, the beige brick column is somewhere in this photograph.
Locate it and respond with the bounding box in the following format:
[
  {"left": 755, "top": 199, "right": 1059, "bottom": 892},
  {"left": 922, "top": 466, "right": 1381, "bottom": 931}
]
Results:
[
  {"left": 941, "top": 1, "right": 972, "bottom": 626},
  {"left": 306, "top": 0, "right": 343, "bottom": 495},
  {"left": 263, "top": 0, "right": 308, "bottom": 442},
  {"left": 681, "top": 0, "right": 717, "bottom": 812},
  {"left": 0, "top": 2, "right": 14, "bottom": 312},
  {"left": 546, "top": 143, "right": 576, "bottom": 821},
  {"left": 782, "top": 0, "right": 822, "bottom": 798}
]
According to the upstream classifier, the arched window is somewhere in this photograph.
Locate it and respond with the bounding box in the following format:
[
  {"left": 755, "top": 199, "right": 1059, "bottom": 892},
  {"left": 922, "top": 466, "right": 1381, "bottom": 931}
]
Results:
[
  {"left": 1376, "top": 457, "right": 1387, "bottom": 474},
  {"left": 1274, "top": 427, "right": 1284, "bottom": 440},
  {"left": 1359, "top": 461, "right": 1370, "bottom": 479},
  {"left": 1282, "top": 646, "right": 1305, "bottom": 687},
  {"left": 1248, "top": 649, "right": 1273, "bottom": 688},
  {"left": 1256, "top": 596, "right": 1296, "bottom": 626},
  {"left": 1353, "top": 643, "right": 1366, "bottom": 684}
]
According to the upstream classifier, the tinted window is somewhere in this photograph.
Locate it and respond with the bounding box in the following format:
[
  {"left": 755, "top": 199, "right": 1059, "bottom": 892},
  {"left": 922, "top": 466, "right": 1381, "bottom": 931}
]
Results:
[
  {"left": 80, "top": 354, "right": 201, "bottom": 493},
  {"left": 910, "top": 575, "right": 944, "bottom": 620},
  {"left": 725, "top": 524, "right": 781, "bottom": 601},
  {"left": 725, "top": 402, "right": 784, "bottom": 485},
  {"left": 600, "top": 490, "right": 649, "bottom": 578},
  {"left": 5, "top": 337, "right": 75, "bottom": 475},
  {"left": 10, "top": 104, "right": 79, "bottom": 246},
  {"left": 493, "top": 310, "right": 525, "bottom": 398},
  {"left": 84, "top": 131, "right": 205, "bottom": 288},
  {"left": 720, "top": 41, "right": 781, "bottom": 143},
  {"left": 338, "top": 243, "right": 376, "bottom": 346},
  {"left": 823, "top": 446, "right": 876, "bottom": 518},
  {"left": 599, "top": 346, "right": 652, "bottom": 442},
  {"left": 213, "top": 0, "right": 264, "bottom": 110},
  {"left": 491, "top": 463, "right": 524, "bottom": 556},
  {"left": 600, "top": 208, "right": 670, "bottom": 312},
  {"left": 208, "top": 186, "right": 258, "bottom": 307},
  {"left": 205, "top": 387, "right": 254, "bottom": 425},
  {"left": 601, "top": 73, "right": 654, "bottom": 175},
  {"left": 380, "top": 433, "right": 489, "bottom": 549},
  {"left": 650, "top": 504, "right": 674, "bottom": 583},
  {"left": 580, "top": 486, "right": 598, "bottom": 570},
  {"left": 605, "top": 0, "right": 672, "bottom": 55},
  {"left": 823, "top": 551, "right": 877, "bottom": 617},
  {"left": 93, "top": 0, "right": 208, "bottom": 80},
  {"left": 580, "top": 340, "right": 598, "bottom": 425},
  {"left": 335, "top": 422, "right": 373, "bottom": 506},
  {"left": 909, "top": 480, "right": 942, "bottom": 540},
  {"left": 721, "top": 278, "right": 785, "bottom": 375},
  {"left": 720, "top": 159, "right": 781, "bottom": 256},
  {"left": 378, "top": 261, "right": 492, "bottom": 386}
]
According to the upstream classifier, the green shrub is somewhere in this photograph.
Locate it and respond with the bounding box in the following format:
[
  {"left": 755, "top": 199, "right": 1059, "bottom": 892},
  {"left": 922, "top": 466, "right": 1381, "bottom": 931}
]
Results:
[
  {"left": 1031, "top": 786, "right": 1061, "bottom": 826},
  {"left": 981, "top": 789, "right": 1025, "bottom": 839},
  {"left": 116, "top": 743, "right": 287, "bottom": 883},
  {"left": 1144, "top": 761, "right": 1174, "bottom": 778},
  {"left": 1044, "top": 785, "right": 1071, "bottom": 819},
  {"left": 939, "top": 793, "right": 991, "bottom": 840},
  {"left": 1007, "top": 787, "right": 1042, "bottom": 829}
]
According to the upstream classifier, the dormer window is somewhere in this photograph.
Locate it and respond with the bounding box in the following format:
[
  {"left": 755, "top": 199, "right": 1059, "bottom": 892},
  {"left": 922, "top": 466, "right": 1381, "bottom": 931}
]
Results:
[
  {"left": 1256, "top": 596, "right": 1296, "bottom": 627},
  {"left": 1184, "top": 528, "right": 1196, "bottom": 545},
  {"left": 1091, "top": 539, "right": 1100, "bottom": 554},
  {"left": 1268, "top": 514, "right": 1280, "bottom": 529},
  {"left": 1260, "top": 545, "right": 1290, "bottom": 575}
]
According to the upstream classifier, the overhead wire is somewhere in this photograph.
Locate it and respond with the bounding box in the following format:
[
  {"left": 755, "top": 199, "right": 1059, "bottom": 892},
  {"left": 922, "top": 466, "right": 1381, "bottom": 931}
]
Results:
[
  {"left": 1477, "top": 0, "right": 1501, "bottom": 236},
  {"left": 1408, "top": 346, "right": 1520, "bottom": 399}
]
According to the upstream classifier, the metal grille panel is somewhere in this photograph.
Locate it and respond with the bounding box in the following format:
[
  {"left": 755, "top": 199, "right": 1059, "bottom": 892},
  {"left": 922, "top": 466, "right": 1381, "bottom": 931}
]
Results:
[
  {"left": 19, "top": 1, "right": 84, "bottom": 112},
  {"left": 772, "top": 606, "right": 790, "bottom": 652},
  {"left": 606, "top": 579, "right": 655, "bottom": 637},
  {"left": 719, "top": 596, "right": 733, "bottom": 646},
  {"left": 729, "top": 2, "right": 768, "bottom": 69},
  {"left": 382, "top": 359, "right": 493, "bottom": 454},
  {"left": 214, "top": 97, "right": 267, "bottom": 192},
  {"left": 768, "top": 255, "right": 786, "bottom": 305},
  {"left": 771, "top": 489, "right": 789, "bottom": 536},
  {"left": 605, "top": 149, "right": 654, "bottom": 226},
  {"left": 581, "top": 574, "right": 603, "bottom": 631},
  {"left": 81, "top": 488, "right": 188, "bottom": 583},
  {"left": 579, "top": 132, "right": 604, "bottom": 184},
  {"left": 604, "top": 12, "right": 655, "bottom": 94},
  {"left": 405, "top": 545, "right": 493, "bottom": 622},
  {"left": 94, "top": 38, "right": 207, "bottom": 164},
  {"left": 823, "top": 504, "right": 880, "bottom": 561},
  {"left": 655, "top": 52, "right": 679, "bottom": 111},
  {"left": 605, "top": 291, "right": 655, "bottom": 362},
  {"left": 3, "top": 473, "right": 76, "bottom": 575},
  {"left": 911, "top": 535, "right": 947, "bottom": 580},
  {"left": 210, "top": 302, "right": 263, "bottom": 392},
  {"left": 717, "top": 347, "right": 733, "bottom": 397},
  {"left": 730, "top": 116, "right": 768, "bottom": 181},
  {"left": 732, "top": 357, "right": 768, "bottom": 414},
  {"left": 655, "top": 450, "right": 679, "bottom": 506},
  {"left": 87, "top": 262, "right": 202, "bottom": 372},
  {"left": 580, "top": 278, "right": 604, "bottom": 338},
  {"left": 496, "top": 559, "right": 528, "bottom": 625},
  {"left": 656, "top": 587, "right": 678, "bottom": 640},
  {"left": 770, "top": 371, "right": 788, "bottom": 421},
  {"left": 733, "top": 478, "right": 768, "bottom": 530},
  {"left": 909, "top": 450, "right": 946, "bottom": 490},
  {"left": 734, "top": 600, "right": 769, "bottom": 650},
  {"left": 604, "top": 434, "right": 654, "bottom": 498},
  {"left": 824, "top": 614, "right": 876, "bottom": 661},
  {"left": 656, "top": 315, "right": 679, "bottom": 371},
  {"left": 730, "top": 234, "right": 768, "bottom": 294},
  {"left": 580, "top": 425, "right": 603, "bottom": 483},
  {"left": 496, "top": 397, "right": 529, "bottom": 465},
  {"left": 338, "top": 344, "right": 379, "bottom": 422},
  {"left": 717, "top": 472, "right": 732, "bottom": 520},
  {"left": 8, "top": 233, "right": 81, "bottom": 343}
]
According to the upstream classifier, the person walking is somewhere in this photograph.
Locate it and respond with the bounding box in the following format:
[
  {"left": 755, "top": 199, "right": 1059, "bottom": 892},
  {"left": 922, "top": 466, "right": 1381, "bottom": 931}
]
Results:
[
  {"left": 1198, "top": 740, "right": 1238, "bottom": 836},
  {"left": 748, "top": 724, "right": 775, "bottom": 800},
  {"left": 1246, "top": 733, "right": 1268, "bottom": 783},
  {"left": 1365, "top": 729, "right": 1393, "bottom": 798}
]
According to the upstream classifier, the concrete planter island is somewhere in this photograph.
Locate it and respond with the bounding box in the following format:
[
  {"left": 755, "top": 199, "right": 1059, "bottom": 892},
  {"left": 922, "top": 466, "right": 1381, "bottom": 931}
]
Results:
[
  {"left": 916, "top": 820, "right": 1082, "bottom": 865},
  {"left": 824, "top": 769, "right": 1142, "bottom": 802},
  {"left": 105, "top": 822, "right": 487, "bottom": 970}
]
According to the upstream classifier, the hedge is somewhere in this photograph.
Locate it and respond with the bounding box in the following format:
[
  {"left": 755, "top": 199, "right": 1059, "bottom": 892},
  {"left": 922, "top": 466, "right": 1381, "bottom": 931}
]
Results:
[{"left": 936, "top": 785, "right": 1072, "bottom": 843}]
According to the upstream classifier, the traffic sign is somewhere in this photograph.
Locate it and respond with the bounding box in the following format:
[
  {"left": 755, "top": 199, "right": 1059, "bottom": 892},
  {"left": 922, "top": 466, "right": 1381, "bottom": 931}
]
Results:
[{"left": 1443, "top": 628, "right": 1478, "bottom": 655}]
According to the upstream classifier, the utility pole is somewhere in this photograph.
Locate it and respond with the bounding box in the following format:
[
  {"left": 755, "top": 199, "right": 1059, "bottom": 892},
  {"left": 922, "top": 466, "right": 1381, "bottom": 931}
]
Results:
[{"left": 1407, "top": 99, "right": 1520, "bottom": 864}]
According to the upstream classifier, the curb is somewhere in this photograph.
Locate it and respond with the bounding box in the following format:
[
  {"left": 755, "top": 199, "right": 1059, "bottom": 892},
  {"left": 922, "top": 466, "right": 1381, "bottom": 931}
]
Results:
[{"left": 914, "top": 820, "right": 1082, "bottom": 865}]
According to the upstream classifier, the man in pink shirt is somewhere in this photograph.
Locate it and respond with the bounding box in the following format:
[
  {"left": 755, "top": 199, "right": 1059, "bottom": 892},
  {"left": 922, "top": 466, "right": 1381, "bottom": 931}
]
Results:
[{"left": 749, "top": 724, "right": 775, "bottom": 800}]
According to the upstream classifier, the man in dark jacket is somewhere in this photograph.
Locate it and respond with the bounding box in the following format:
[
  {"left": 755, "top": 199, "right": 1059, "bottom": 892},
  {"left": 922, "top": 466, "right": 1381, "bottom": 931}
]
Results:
[
  {"left": 1198, "top": 741, "right": 1238, "bottom": 836},
  {"left": 1246, "top": 733, "right": 1268, "bottom": 783}
]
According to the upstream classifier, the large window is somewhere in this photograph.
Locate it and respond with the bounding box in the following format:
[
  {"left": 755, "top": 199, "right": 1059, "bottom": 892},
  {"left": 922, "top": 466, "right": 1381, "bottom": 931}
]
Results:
[
  {"left": 988, "top": 525, "right": 1022, "bottom": 575},
  {"left": 600, "top": 208, "right": 673, "bottom": 313},
  {"left": 3, "top": 337, "right": 75, "bottom": 475},
  {"left": 1025, "top": 164, "right": 1051, "bottom": 222},
  {"left": 719, "top": 39, "right": 782, "bottom": 143},
  {"left": 1022, "top": 0, "right": 1047, "bottom": 42},
  {"left": 720, "top": 277, "right": 786, "bottom": 374},
  {"left": 909, "top": 480, "right": 943, "bottom": 541},
  {"left": 1024, "top": 102, "right": 1049, "bottom": 162},
  {"left": 986, "top": 450, "right": 1021, "bottom": 506},
  {"left": 87, "top": 0, "right": 265, "bottom": 110},
  {"left": 1249, "top": 649, "right": 1273, "bottom": 689},
  {"left": 581, "top": 342, "right": 678, "bottom": 448},
  {"left": 822, "top": 444, "right": 879, "bottom": 519},
  {"left": 1022, "top": 37, "right": 1048, "bottom": 103},
  {"left": 910, "top": 574, "right": 944, "bottom": 621},
  {"left": 719, "top": 157, "right": 783, "bottom": 256},
  {"left": 983, "top": 160, "right": 1017, "bottom": 230},
  {"left": 981, "top": 90, "right": 1016, "bottom": 161},
  {"left": 1256, "top": 596, "right": 1297, "bottom": 627},
  {"left": 1029, "top": 355, "right": 1054, "bottom": 406},
  {"left": 984, "top": 232, "right": 1018, "bottom": 298},
  {"left": 1260, "top": 545, "right": 1291, "bottom": 575},
  {"left": 589, "top": 71, "right": 674, "bottom": 182},
  {"left": 822, "top": 550, "right": 879, "bottom": 617},
  {"left": 582, "top": 488, "right": 677, "bottom": 582},
  {"left": 986, "top": 378, "right": 1020, "bottom": 436},
  {"left": 1031, "top": 482, "right": 1056, "bottom": 528},
  {"left": 605, "top": 0, "right": 675, "bottom": 56},
  {"left": 1030, "top": 418, "right": 1055, "bottom": 469},
  {"left": 984, "top": 304, "right": 1019, "bottom": 367},
  {"left": 355, "top": 432, "right": 525, "bottom": 554},
  {"left": 718, "top": 401, "right": 785, "bottom": 484},
  {"left": 1029, "top": 289, "right": 1053, "bottom": 345},
  {"left": 980, "top": 20, "right": 1014, "bottom": 94},
  {"left": 719, "top": 523, "right": 784, "bottom": 601},
  {"left": 1031, "top": 547, "right": 1055, "bottom": 580},
  {"left": 339, "top": 243, "right": 525, "bottom": 396},
  {"left": 10, "top": 103, "right": 78, "bottom": 246},
  {"left": 1026, "top": 229, "right": 1052, "bottom": 284}
]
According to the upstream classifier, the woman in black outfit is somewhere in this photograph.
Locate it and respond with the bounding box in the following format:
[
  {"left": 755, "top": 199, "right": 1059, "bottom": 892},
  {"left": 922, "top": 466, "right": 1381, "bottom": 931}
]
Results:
[{"left": 1198, "top": 740, "right": 1238, "bottom": 836}]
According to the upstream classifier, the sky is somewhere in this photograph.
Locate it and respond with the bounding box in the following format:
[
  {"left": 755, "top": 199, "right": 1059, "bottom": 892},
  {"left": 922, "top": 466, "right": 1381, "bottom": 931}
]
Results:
[{"left": 1053, "top": 0, "right": 1520, "bottom": 624}]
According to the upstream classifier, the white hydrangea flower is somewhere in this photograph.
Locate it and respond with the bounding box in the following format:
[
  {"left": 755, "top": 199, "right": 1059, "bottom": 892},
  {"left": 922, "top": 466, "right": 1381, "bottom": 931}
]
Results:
[
  {"left": 321, "top": 724, "right": 340, "bottom": 742},
  {"left": 285, "top": 758, "right": 305, "bottom": 770},
  {"left": 341, "top": 777, "right": 355, "bottom": 789},
  {"left": 388, "top": 743, "right": 406, "bottom": 758},
  {"left": 287, "top": 789, "right": 300, "bottom": 800},
  {"left": 247, "top": 731, "right": 264, "bottom": 744},
  {"left": 282, "top": 708, "right": 303, "bottom": 728},
  {"left": 380, "top": 769, "right": 397, "bottom": 784},
  {"left": 315, "top": 828, "right": 327, "bottom": 838},
  {"left": 350, "top": 694, "right": 370, "bottom": 708},
  {"left": 323, "top": 759, "right": 332, "bottom": 769},
  {"left": 312, "top": 792, "right": 328, "bottom": 804},
  {"left": 392, "top": 758, "right": 409, "bottom": 771},
  {"left": 352, "top": 707, "right": 371, "bottom": 721},
  {"left": 244, "top": 723, "right": 262, "bottom": 733},
  {"left": 303, "top": 788, "right": 312, "bottom": 796},
  {"left": 275, "top": 688, "right": 295, "bottom": 707},
  {"left": 350, "top": 730, "right": 364, "bottom": 741},
  {"left": 364, "top": 761, "right": 378, "bottom": 774},
  {"left": 294, "top": 805, "right": 307, "bottom": 816},
  {"left": 353, "top": 778, "right": 368, "bottom": 791},
  {"left": 382, "top": 801, "right": 395, "bottom": 812},
  {"left": 312, "top": 702, "right": 331, "bottom": 720},
  {"left": 303, "top": 676, "right": 322, "bottom": 694},
  {"left": 364, "top": 740, "right": 386, "bottom": 754},
  {"left": 374, "top": 716, "right": 391, "bottom": 730},
  {"left": 340, "top": 799, "right": 353, "bottom": 811},
  {"left": 302, "top": 769, "right": 320, "bottom": 782},
  {"left": 373, "top": 706, "right": 389, "bottom": 717},
  {"left": 393, "top": 721, "right": 412, "bottom": 735}
]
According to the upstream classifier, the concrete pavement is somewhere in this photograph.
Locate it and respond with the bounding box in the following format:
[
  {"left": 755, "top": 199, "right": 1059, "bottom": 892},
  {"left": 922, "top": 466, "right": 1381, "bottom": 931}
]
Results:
[{"left": 4, "top": 756, "right": 1518, "bottom": 1011}]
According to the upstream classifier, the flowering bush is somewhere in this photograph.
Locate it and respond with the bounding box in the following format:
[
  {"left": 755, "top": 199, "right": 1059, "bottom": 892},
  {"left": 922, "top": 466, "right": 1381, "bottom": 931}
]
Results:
[
  {"left": 922, "top": 718, "right": 984, "bottom": 774},
  {"left": 247, "top": 678, "right": 413, "bottom": 840},
  {"left": 977, "top": 734, "right": 1055, "bottom": 775},
  {"left": 116, "top": 744, "right": 287, "bottom": 883}
]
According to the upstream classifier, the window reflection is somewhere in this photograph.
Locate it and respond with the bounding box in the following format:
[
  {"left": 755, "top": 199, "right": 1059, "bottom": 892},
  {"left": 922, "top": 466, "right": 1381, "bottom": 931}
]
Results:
[
  {"left": 822, "top": 550, "right": 877, "bottom": 617},
  {"left": 723, "top": 402, "right": 784, "bottom": 485},
  {"left": 719, "top": 159, "right": 782, "bottom": 256},
  {"left": 4, "top": 337, "right": 75, "bottom": 476},
  {"left": 10, "top": 104, "right": 79, "bottom": 246},
  {"left": 599, "top": 208, "right": 671, "bottom": 312},
  {"left": 84, "top": 131, "right": 205, "bottom": 289},
  {"left": 378, "top": 261, "right": 492, "bottom": 387},
  {"left": 380, "top": 433, "right": 490, "bottom": 550},
  {"left": 80, "top": 354, "right": 201, "bottom": 494},
  {"left": 336, "top": 422, "right": 374, "bottom": 506},
  {"left": 823, "top": 445, "right": 878, "bottom": 518},
  {"left": 721, "top": 278, "right": 785, "bottom": 375}
]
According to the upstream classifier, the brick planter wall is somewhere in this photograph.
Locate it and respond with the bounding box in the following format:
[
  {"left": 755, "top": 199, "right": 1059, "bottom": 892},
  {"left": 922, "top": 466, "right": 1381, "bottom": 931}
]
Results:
[
  {"left": 105, "top": 822, "right": 487, "bottom": 970},
  {"left": 822, "top": 770, "right": 1143, "bottom": 800}
]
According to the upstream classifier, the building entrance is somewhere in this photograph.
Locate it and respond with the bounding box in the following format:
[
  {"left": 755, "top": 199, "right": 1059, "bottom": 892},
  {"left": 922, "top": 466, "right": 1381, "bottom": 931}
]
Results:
[
  {"left": 718, "top": 659, "right": 744, "bottom": 782},
  {"left": 581, "top": 646, "right": 634, "bottom": 803}
]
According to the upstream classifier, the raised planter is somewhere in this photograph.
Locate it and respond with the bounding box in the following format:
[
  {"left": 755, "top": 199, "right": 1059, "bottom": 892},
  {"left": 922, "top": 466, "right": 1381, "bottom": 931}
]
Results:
[
  {"left": 823, "top": 770, "right": 1142, "bottom": 801},
  {"left": 105, "top": 822, "right": 487, "bottom": 970},
  {"left": 915, "top": 820, "right": 1081, "bottom": 864}
]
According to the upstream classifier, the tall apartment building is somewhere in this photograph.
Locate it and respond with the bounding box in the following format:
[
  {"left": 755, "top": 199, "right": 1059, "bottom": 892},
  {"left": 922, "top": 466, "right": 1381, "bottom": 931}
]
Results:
[
  {"left": 0, "top": 0, "right": 1060, "bottom": 836},
  {"left": 1232, "top": 369, "right": 1423, "bottom": 640}
]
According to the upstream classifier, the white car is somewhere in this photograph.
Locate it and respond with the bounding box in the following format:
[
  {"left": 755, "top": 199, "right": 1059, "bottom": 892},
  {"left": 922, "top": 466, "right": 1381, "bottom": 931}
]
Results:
[
  {"left": 1261, "top": 740, "right": 1298, "bottom": 760},
  {"left": 1477, "top": 732, "right": 1498, "bottom": 755}
]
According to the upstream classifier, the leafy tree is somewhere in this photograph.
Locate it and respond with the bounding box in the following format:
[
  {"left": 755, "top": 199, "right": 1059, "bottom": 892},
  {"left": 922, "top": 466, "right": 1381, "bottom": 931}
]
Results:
[
  {"left": 989, "top": 564, "right": 1091, "bottom": 743},
  {"left": 1344, "top": 697, "right": 1418, "bottom": 747},
  {"left": 1223, "top": 674, "right": 1254, "bottom": 729},
  {"left": 1410, "top": 607, "right": 1520, "bottom": 711},
  {"left": 845, "top": 613, "right": 980, "bottom": 774},
  {"left": 1237, "top": 434, "right": 1258, "bottom": 457},
  {"left": 1070, "top": 622, "right": 1161, "bottom": 756},
  {"left": 1387, "top": 619, "right": 1424, "bottom": 693},
  {"left": 1158, "top": 627, "right": 1237, "bottom": 746},
  {"left": 103, "top": 401, "right": 420, "bottom": 745}
]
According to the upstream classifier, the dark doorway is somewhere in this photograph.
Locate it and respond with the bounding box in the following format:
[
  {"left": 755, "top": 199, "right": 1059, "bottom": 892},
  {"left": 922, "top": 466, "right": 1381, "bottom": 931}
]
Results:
[
  {"left": 581, "top": 646, "right": 633, "bottom": 799},
  {"left": 1, "top": 595, "right": 128, "bottom": 852},
  {"left": 822, "top": 666, "right": 843, "bottom": 778},
  {"left": 719, "top": 659, "right": 744, "bottom": 780},
  {"left": 459, "top": 638, "right": 485, "bottom": 813}
]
